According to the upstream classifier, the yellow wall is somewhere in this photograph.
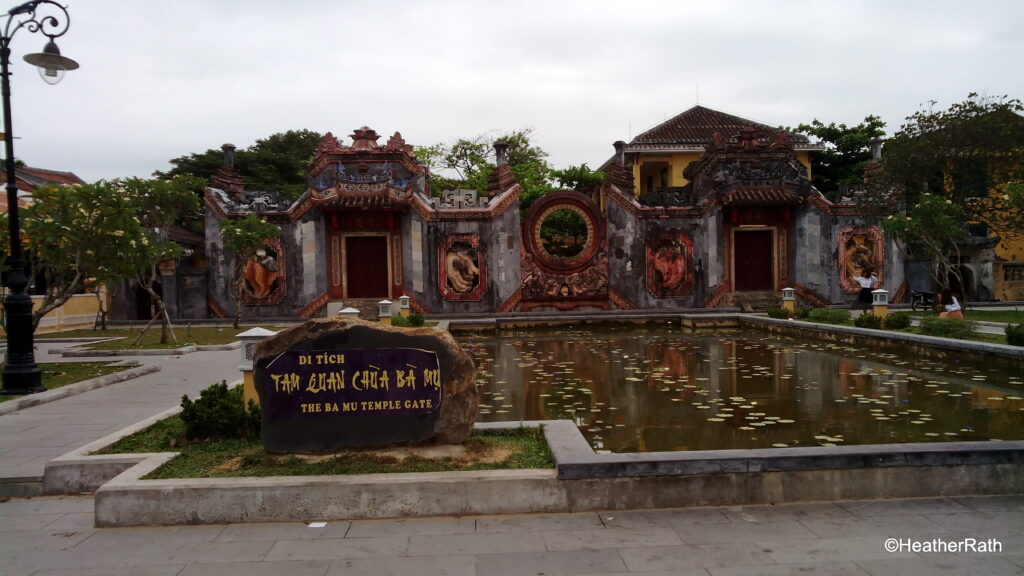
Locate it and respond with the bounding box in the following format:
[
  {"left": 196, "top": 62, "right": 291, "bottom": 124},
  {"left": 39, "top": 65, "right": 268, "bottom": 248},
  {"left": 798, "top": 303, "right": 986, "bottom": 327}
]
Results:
[
  {"left": 1, "top": 293, "right": 104, "bottom": 335},
  {"left": 631, "top": 150, "right": 814, "bottom": 197},
  {"left": 995, "top": 236, "right": 1024, "bottom": 302}
]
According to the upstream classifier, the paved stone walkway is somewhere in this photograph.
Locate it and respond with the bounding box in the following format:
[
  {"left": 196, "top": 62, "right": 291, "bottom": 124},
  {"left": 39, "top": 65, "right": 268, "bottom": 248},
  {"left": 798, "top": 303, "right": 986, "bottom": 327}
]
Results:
[
  {"left": 0, "top": 343, "right": 240, "bottom": 483},
  {"left": 1, "top": 494, "right": 1022, "bottom": 575}
]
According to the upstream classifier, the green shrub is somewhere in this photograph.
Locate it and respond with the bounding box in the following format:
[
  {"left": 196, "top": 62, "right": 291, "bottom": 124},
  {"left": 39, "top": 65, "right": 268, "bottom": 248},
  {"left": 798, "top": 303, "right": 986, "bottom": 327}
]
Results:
[
  {"left": 918, "top": 317, "right": 977, "bottom": 339},
  {"left": 391, "top": 313, "right": 426, "bottom": 327},
  {"left": 1007, "top": 324, "right": 1024, "bottom": 347},
  {"left": 766, "top": 307, "right": 791, "bottom": 319},
  {"left": 808, "top": 308, "right": 851, "bottom": 324},
  {"left": 885, "top": 312, "right": 912, "bottom": 330},
  {"left": 795, "top": 307, "right": 812, "bottom": 319},
  {"left": 180, "top": 381, "right": 260, "bottom": 441},
  {"left": 854, "top": 313, "right": 883, "bottom": 329}
]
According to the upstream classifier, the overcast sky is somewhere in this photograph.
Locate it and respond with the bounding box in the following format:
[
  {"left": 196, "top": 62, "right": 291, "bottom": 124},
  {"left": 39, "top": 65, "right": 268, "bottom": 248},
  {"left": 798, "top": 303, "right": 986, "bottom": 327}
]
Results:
[{"left": 6, "top": 0, "right": 1023, "bottom": 183}]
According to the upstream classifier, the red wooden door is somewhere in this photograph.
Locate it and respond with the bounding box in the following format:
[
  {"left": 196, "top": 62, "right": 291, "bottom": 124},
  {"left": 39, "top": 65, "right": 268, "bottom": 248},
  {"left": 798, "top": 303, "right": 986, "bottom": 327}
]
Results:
[
  {"left": 345, "top": 236, "right": 389, "bottom": 298},
  {"left": 733, "top": 230, "right": 773, "bottom": 291}
]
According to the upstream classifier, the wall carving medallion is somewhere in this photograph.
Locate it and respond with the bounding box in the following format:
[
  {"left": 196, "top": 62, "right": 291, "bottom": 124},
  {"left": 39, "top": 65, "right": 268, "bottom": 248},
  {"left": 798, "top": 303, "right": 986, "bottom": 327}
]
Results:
[
  {"left": 240, "top": 237, "right": 286, "bottom": 305},
  {"left": 838, "top": 226, "right": 884, "bottom": 293},
  {"left": 646, "top": 231, "right": 694, "bottom": 298},
  {"left": 439, "top": 234, "right": 486, "bottom": 301}
]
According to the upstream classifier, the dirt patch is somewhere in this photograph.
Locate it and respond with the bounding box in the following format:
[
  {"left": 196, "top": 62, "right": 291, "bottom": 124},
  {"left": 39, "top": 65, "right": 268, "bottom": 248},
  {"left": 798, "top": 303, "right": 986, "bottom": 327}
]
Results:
[
  {"left": 286, "top": 444, "right": 514, "bottom": 465},
  {"left": 210, "top": 457, "right": 244, "bottom": 473}
]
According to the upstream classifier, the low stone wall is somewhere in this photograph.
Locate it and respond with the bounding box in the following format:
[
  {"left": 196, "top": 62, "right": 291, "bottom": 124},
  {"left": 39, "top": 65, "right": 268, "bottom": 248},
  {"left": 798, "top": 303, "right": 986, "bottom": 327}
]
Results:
[
  {"left": 84, "top": 420, "right": 1024, "bottom": 527},
  {"left": 740, "top": 316, "right": 1024, "bottom": 364}
]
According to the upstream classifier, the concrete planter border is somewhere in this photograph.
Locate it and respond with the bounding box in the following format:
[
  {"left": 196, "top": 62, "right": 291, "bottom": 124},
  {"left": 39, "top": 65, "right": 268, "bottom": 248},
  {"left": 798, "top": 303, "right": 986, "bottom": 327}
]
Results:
[{"left": 42, "top": 414, "right": 1024, "bottom": 527}]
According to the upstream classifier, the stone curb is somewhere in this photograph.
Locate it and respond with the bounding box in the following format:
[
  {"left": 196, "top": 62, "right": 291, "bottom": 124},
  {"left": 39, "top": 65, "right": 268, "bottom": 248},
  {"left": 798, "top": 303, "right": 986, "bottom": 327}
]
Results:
[
  {"left": 37, "top": 408, "right": 1024, "bottom": 526},
  {"left": 54, "top": 341, "right": 240, "bottom": 357},
  {"left": 742, "top": 316, "right": 1024, "bottom": 359},
  {"left": 0, "top": 364, "right": 161, "bottom": 416}
]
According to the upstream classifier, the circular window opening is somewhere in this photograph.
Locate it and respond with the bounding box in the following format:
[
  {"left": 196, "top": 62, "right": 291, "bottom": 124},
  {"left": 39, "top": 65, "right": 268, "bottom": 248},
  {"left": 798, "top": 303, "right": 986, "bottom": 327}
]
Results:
[{"left": 539, "top": 208, "right": 589, "bottom": 259}]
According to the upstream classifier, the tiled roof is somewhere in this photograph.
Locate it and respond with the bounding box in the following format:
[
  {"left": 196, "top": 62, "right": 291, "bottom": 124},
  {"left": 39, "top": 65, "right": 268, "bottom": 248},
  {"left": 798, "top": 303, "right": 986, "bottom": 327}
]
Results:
[
  {"left": 631, "top": 105, "right": 813, "bottom": 147},
  {"left": 0, "top": 166, "right": 85, "bottom": 188}
]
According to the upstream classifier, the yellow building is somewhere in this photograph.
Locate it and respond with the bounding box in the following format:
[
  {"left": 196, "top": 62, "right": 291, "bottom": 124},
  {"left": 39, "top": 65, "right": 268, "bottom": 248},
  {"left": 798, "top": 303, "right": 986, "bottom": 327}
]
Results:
[{"left": 614, "top": 106, "right": 821, "bottom": 197}]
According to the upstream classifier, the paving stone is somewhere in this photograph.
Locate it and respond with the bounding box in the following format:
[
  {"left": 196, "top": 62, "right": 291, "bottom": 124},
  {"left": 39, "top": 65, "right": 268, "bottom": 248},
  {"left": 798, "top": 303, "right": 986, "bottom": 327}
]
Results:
[
  {"left": 327, "top": 554, "right": 476, "bottom": 576},
  {"left": 760, "top": 536, "right": 918, "bottom": 564},
  {"left": 619, "top": 542, "right": 774, "bottom": 571},
  {"left": 408, "top": 531, "right": 547, "bottom": 556},
  {"left": 837, "top": 498, "right": 973, "bottom": 517},
  {"left": 799, "top": 514, "right": 951, "bottom": 539},
  {"left": 178, "top": 560, "right": 332, "bottom": 576},
  {"left": 215, "top": 521, "right": 335, "bottom": 542},
  {"left": 475, "top": 548, "right": 627, "bottom": 576},
  {"left": 167, "top": 539, "right": 275, "bottom": 563},
  {"left": 923, "top": 512, "right": 1024, "bottom": 534},
  {"left": 33, "top": 566, "right": 187, "bottom": 576},
  {"left": 673, "top": 519, "right": 820, "bottom": 545},
  {"left": 344, "top": 516, "right": 476, "bottom": 538},
  {"left": 475, "top": 512, "right": 604, "bottom": 533},
  {"left": 954, "top": 495, "right": 1024, "bottom": 514},
  {"left": 264, "top": 535, "right": 409, "bottom": 561},
  {"left": 720, "top": 502, "right": 854, "bottom": 523},
  {"left": 708, "top": 561, "right": 871, "bottom": 575},
  {"left": 574, "top": 570, "right": 710, "bottom": 576},
  {"left": 856, "top": 554, "right": 1024, "bottom": 575},
  {"left": 72, "top": 524, "right": 226, "bottom": 548},
  {"left": 45, "top": 511, "right": 96, "bottom": 532},
  {"left": 598, "top": 507, "right": 730, "bottom": 529},
  {"left": 543, "top": 527, "right": 683, "bottom": 551},
  {"left": 0, "top": 511, "right": 64, "bottom": 531}
]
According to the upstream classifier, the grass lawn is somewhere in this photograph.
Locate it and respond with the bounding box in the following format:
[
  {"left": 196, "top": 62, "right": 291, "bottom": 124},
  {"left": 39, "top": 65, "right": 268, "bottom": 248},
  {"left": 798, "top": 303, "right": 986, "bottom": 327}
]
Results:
[
  {"left": 99, "top": 415, "right": 553, "bottom": 478},
  {"left": 909, "top": 309, "right": 1024, "bottom": 325},
  {"left": 34, "top": 326, "right": 244, "bottom": 350},
  {"left": 0, "top": 361, "right": 138, "bottom": 403}
]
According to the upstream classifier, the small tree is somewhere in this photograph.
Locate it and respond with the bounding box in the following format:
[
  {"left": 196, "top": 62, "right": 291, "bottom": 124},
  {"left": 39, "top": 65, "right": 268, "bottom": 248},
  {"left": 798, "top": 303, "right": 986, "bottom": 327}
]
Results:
[
  {"left": 121, "top": 175, "right": 205, "bottom": 344},
  {"left": 551, "top": 163, "right": 606, "bottom": 193},
  {"left": 881, "top": 194, "right": 966, "bottom": 294},
  {"left": 220, "top": 214, "right": 281, "bottom": 329},
  {"left": 1, "top": 182, "right": 143, "bottom": 331},
  {"left": 793, "top": 116, "right": 887, "bottom": 193},
  {"left": 416, "top": 128, "right": 554, "bottom": 211},
  {"left": 883, "top": 93, "right": 1024, "bottom": 240}
]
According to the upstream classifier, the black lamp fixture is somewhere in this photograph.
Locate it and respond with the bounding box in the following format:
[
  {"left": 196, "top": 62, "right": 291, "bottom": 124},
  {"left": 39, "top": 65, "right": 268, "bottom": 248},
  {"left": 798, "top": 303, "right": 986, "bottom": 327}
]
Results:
[{"left": 1, "top": 0, "right": 77, "bottom": 395}]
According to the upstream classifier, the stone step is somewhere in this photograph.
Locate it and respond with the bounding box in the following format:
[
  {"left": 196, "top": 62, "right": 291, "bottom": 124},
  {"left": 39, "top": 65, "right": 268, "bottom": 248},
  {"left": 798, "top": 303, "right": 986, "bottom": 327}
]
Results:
[
  {"left": 719, "top": 291, "right": 781, "bottom": 312},
  {"left": 327, "top": 298, "right": 386, "bottom": 322}
]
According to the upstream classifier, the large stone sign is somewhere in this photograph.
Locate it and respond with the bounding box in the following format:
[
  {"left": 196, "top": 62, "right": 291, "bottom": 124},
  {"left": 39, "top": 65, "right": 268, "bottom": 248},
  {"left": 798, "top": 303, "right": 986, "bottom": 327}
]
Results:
[{"left": 253, "top": 317, "right": 477, "bottom": 452}]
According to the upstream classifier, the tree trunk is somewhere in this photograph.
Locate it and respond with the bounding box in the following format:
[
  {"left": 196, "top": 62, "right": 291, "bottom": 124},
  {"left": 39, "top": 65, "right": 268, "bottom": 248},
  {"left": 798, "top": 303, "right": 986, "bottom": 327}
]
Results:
[
  {"left": 140, "top": 279, "right": 176, "bottom": 345},
  {"left": 234, "top": 262, "right": 245, "bottom": 330}
]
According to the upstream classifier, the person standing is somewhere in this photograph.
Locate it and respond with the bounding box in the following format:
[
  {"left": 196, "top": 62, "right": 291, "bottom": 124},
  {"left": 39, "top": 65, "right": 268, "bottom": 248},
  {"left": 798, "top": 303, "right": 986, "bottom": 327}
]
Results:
[{"left": 852, "top": 268, "right": 879, "bottom": 309}]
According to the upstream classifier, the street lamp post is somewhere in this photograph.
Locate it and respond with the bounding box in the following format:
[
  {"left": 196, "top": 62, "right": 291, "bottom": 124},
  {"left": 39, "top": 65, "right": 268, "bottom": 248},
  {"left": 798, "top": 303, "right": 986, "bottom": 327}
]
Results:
[{"left": 1, "top": 1, "right": 77, "bottom": 395}]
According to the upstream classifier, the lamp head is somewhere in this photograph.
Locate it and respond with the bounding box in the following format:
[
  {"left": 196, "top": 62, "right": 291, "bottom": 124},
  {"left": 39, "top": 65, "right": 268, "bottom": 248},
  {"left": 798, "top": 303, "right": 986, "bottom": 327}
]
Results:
[{"left": 23, "top": 39, "right": 78, "bottom": 85}]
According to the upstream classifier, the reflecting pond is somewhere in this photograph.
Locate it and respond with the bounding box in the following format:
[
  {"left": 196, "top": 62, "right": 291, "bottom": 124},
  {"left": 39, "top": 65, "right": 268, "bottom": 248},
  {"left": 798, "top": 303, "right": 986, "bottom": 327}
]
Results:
[{"left": 457, "top": 325, "right": 1024, "bottom": 453}]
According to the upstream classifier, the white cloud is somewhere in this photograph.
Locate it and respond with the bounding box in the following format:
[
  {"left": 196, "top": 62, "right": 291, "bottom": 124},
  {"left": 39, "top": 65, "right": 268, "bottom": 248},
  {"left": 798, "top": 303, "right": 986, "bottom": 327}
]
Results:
[{"left": 4, "top": 0, "right": 1021, "bottom": 182}]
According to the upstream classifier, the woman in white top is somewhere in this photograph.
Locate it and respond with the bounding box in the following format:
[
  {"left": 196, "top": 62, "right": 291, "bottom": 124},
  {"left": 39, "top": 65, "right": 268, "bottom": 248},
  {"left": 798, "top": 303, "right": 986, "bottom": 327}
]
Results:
[
  {"left": 938, "top": 288, "right": 964, "bottom": 319},
  {"left": 852, "top": 268, "right": 879, "bottom": 309}
]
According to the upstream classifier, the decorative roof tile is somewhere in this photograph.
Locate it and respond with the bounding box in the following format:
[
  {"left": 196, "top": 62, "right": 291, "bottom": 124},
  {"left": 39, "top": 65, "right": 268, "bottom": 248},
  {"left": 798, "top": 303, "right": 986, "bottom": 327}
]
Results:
[{"left": 631, "top": 105, "right": 814, "bottom": 148}]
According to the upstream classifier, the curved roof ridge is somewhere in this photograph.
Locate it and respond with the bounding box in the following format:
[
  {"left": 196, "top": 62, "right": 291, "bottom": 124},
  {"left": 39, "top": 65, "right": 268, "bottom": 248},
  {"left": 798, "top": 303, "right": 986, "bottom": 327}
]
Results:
[{"left": 631, "top": 104, "right": 810, "bottom": 145}]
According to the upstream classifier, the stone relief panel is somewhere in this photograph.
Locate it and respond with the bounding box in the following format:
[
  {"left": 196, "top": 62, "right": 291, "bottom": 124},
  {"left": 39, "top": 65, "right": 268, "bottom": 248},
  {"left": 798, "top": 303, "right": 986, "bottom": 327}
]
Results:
[
  {"left": 838, "top": 226, "right": 884, "bottom": 293},
  {"left": 439, "top": 234, "right": 486, "bottom": 301},
  {"left": 646, "top": 231, "right": 694, "bottom": 298},
  {"left": 520, "top": 191, "right": 608, "bottom": 303},
  {"left": 240, "top": 237, "right": 286, "bottom": 305}
]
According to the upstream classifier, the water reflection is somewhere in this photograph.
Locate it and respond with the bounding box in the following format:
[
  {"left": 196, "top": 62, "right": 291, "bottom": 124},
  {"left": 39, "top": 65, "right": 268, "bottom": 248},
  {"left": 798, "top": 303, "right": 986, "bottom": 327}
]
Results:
[{"left": 458, "top": 325, "right": 1024, "bottom": 453}]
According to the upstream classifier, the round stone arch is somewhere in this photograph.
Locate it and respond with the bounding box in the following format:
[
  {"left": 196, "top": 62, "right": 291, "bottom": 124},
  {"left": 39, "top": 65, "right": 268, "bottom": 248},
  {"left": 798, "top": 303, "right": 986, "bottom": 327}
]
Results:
[{"left": 523, "top": 191, "right": 606, "bottom": 274}]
